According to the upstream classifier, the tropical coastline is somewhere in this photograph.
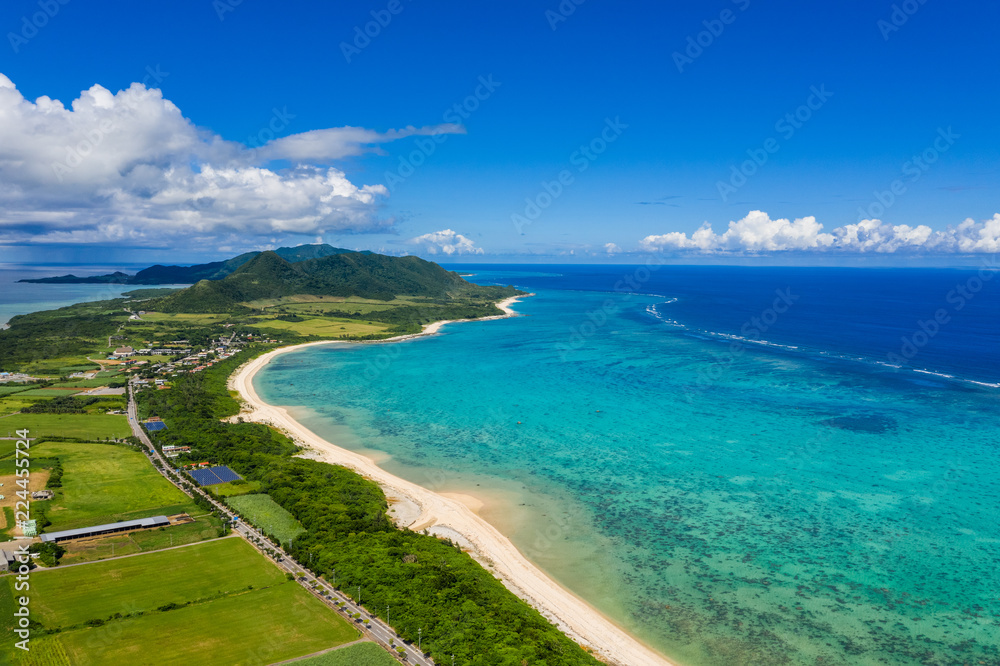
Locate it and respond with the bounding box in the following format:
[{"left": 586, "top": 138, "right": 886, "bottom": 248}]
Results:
[{"left": 228, "top": 294, "right": 676, "bottom": 666}]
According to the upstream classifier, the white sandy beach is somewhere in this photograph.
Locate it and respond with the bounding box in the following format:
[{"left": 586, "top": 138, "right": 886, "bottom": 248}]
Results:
[{"left": 228, "top": 295, "right": 676, "bottom": 666}]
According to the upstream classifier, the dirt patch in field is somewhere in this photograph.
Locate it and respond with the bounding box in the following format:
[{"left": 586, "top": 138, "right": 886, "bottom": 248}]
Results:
[{"left": 0, "top": 469, "right": 51, "bottom": 531}]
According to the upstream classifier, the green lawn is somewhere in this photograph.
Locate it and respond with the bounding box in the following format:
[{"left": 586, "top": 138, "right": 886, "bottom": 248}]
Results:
[
  {"left": 33, "top": 441, "right": 193, "bottom": 530},
  {"left": 0, "top": 385, "right": 33, "bottom": 396},
  {"left": 228, "top": 494, "right": 307, "bottom": 543},
  {"left": 0, "top": 538, "right": 359, "bottom": 666},
  {"left": 27, "top": 538, "right": 284, "bottom": 628},
  {"left": 289, "top": 643, "right": 399, "bottom": 666},
  {"left": 56, "top": 581, "right": 358, "bottom": 666},
  {"left": 0, "top": 413, "right": 129, "bottom": 440},
  {"left": 249, "top": 317, "right": 388, "bottom": 337},
  {"left": 209, "top": 479, "right": 262, "bottom": 497}
]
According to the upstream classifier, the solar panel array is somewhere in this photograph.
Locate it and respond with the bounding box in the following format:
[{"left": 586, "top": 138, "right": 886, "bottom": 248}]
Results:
[
  {"left": 144, "top": 421, "right": 167, "bottom": 431},
  {"left": 189, "top": 465, "right": 243, "bottom": 486}
]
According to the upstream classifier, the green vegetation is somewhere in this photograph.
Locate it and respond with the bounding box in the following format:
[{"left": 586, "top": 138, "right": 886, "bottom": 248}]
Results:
[
  {"left": 289, "top": 642, "right": 398, "bottom": 666},
  {"left": 228, "top": 493, "right": 307, "bottom": 543},
  {"left": 26, "top": 538, "right": 283, "bottom": 627},
  {"left": 208, "top": 478, "right": 261, "bottom": 497},
  {"left": 0, "top": 538, "right": 359, "bottom": 666},
  {"left": 54, "top": 583, "right": 358, "bottom": 666},
  {"left": 152, "top": 250, "right": 518, "bottom": 314},
  {"left": 139, "top": 352, "right": 599, "bottom": 665},
  {"left": 31, "top": 441, "right": 192, "bottom": 531},
  {"left": 0, "top": 414, "right": 129, "bottom": 440},
  {"left": 59, "top": 516, "right": 225, "bottom": 565}
]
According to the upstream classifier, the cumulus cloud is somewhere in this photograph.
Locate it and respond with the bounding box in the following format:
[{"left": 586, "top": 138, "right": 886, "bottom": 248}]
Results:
[
  {"left": 407, "top": 229, "right": 483, "bottom": 255},
  {"left": 640, "top": 211, "right": 1000, "bottom": 255},
  {"left": 0, "top": 73, "right": 462, "bottom": 246},
  {"left": 604, "top": 242, "right": 622, "bottom": 254}
]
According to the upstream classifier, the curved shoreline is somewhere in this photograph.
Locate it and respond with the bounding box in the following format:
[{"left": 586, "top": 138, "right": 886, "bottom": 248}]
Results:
[{"left": 228, "top": 295, "right": 675, "bottom": 666}]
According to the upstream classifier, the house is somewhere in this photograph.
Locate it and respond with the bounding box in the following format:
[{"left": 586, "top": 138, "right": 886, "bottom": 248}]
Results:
[{"left": 0, "top": 551, "right": 16, "bottom": 572}]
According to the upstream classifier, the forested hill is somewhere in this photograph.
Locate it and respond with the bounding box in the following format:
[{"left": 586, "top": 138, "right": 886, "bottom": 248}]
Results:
[
  {"left": 18, "top": 243, "right": 367, "bottom": 285},
  {"left": 152, "top": 251, "right": 514, "bottom": 313}
]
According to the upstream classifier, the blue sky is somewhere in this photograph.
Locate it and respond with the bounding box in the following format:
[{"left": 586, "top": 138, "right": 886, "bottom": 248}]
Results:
[{"left": 0, "top": 0, "right": 998, "bottom": 266}]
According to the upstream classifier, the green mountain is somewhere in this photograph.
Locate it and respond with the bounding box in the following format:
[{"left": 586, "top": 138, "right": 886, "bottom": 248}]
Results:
[
  {"left": 18, "top": 244, "right": 366, "bottom": 285},
  {"left": 153, "top": 251, "right": 503, "bottom": 313}
]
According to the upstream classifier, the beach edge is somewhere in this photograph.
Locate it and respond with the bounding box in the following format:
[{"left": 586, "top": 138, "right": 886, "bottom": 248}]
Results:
[{"left": 227, "top": 294, "right": 677, "bottom": 666}]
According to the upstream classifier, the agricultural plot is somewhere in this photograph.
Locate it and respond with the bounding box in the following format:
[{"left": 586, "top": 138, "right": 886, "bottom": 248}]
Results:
[
  {"left": 0, "top": 413, "right": 129, "bottom": 440},
  {"left": 228, "top": 493, "right": 306, "bottom": 542},
  {"left": 289, "top": 642, "right": 399, "bottom": 666},
  {"left": 209, "top": 479, "right": 261, "bottom": 497},
  {"left": 25, "top": 538, "right": 284, "bottom": 628},
  {"left": 249, "top": 317, "right": 388, "bottom": 338},
  {"left": 59, "top": 514, "right": 224, "bottom": 565},
  {"left": 32, "top": 441, "right": 192, "bottom": 530},
  {"left": 0, "top": 539, "right": 358, "bottom": 666}
]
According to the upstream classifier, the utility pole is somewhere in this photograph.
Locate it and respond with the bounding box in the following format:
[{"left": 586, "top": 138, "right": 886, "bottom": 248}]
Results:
[{"left": 418, "top": 627, "right": 422, "bottom": 652}]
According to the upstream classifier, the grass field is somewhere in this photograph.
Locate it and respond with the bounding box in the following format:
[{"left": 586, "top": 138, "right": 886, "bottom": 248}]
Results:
[
  {"left": 0, "top": 538, "right": 359, "bottom": 666},
  {"left": 228, "top": 494, "right": 306, "bottom": 542},
  {"left": 0, "top": 413, "right": 129, "bottom": 440},
  {"left": 33, "top": 441, "right": 193, "bottom": 530},
  {"left": 210, "top": 479, "right": 262, "bottom": 497},
  {"left": 55, "top": 583, "right": 359, "bottom": 666},
  {"left": 289, "top": 642, "right": 399, "bottom": 666},
  {"left": 249, "top": 317, "right": 388, "bottom": 337},
  {"left": 0, "top": 385, "right": 33, "bottom": 396},
  {"left": 15, "top": 388, "right": 85, "bottom": 397},
  {"left": 27, "top": 538, "right": 284, "bottom": 627}
]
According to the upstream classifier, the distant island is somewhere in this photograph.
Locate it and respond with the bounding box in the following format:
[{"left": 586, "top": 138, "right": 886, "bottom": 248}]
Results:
[{"left": 17, "top": 243, "right": 371, "bottom": 285}]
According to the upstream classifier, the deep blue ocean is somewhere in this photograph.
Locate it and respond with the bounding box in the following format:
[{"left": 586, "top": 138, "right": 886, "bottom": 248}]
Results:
[{"left": 254, "top": 264, "right": 1000, "bottom": 665}]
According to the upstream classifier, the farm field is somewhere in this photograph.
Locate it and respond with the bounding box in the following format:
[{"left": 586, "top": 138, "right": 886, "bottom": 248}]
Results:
[
  {"left": 209, "top": 479, "right": 262, "bottom": 497},
  {"left": 228, "top": 493, "right": 306, "bottom": 542},
  {"left": 0, "top": 539, "right": 359, "bottom": 666},
  {"left": 249, "top": 317, "right": 388, "bottom": 338},
  {"left": 0, "top": 413, "right": 129, "bottom": 440},
  {"left": 288, "top": 642, "right": 399, "bottom": 666},
  {"left": 25, "top": 538, "right": 283, "bottom": 628},
  {"left": 59, "top": 513, "right": 225, "bottom": 565},
  {"left": 32, "top": 441, "right": 193, "bottom": 530},
  {"left": 56, "top": 580, "right": 358, "bottom": 666}
]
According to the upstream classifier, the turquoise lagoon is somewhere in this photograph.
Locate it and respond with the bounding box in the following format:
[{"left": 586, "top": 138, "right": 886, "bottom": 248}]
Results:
[{"left": 254, "top": 269, "right": 1000, "bottom": 665}]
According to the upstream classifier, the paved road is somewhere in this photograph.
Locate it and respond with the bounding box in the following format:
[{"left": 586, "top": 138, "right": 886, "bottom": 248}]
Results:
[{"left": 126, "top": 383, "right": 436, "bottom": 665}]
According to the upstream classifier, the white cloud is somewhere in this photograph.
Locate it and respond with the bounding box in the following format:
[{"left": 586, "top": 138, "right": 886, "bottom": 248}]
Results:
[
  {"left": 407, "top": 229, "right": 483, "bottom": 255},
  {"left": 0, "top": 73, "right": 463, "bottom": 246},
  {"left": 259, "top": 124, "right": 464, "bottom": 162},
  {"left": 604, "top": 242, "right": 622, "bottom": 254},
  {"left": 640, "top": 211, "right": 1000, "bottom": 255}
]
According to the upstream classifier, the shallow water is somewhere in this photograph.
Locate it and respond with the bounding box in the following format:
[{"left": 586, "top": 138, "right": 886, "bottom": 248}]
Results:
[{"left": 256, "top": 267, "right": 1000, "bottom": 665}]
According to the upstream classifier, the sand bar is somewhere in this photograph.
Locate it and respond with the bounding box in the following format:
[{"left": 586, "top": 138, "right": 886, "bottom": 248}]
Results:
[{"left": 228, "top": 294, "right": 676, "bottom": 666}]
